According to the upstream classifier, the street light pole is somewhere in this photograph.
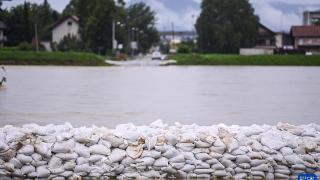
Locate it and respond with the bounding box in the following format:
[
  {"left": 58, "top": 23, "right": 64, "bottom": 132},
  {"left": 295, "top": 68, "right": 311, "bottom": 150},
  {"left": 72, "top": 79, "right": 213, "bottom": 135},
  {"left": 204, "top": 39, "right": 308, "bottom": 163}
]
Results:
[{"left": 112, "top": 20, "right": 116, "bottom": 54}]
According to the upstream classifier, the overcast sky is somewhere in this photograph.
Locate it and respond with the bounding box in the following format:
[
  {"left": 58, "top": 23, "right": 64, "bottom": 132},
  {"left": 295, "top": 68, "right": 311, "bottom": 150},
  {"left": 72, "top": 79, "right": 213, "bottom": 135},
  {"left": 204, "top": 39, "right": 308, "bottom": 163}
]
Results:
[{"left": 2, "top": 0, "right": 320, "bottom": 32}]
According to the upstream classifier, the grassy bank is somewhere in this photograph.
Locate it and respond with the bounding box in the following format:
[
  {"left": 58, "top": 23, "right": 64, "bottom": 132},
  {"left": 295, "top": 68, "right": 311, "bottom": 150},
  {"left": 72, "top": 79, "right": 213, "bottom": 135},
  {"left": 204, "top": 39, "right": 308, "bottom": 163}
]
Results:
[
  {"left": 0, "top": 51, "right": 109, "bottom": 66},
  {"left": 172, "top": 54, "right": 320, "bottom": 66}
]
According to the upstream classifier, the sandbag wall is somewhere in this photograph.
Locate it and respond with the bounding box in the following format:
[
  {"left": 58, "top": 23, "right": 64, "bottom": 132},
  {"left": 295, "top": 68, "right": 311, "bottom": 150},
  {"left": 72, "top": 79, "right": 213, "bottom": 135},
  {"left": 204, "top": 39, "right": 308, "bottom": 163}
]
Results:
[{"left": 0, "top": 120, "right": 319, "bottom": 179}]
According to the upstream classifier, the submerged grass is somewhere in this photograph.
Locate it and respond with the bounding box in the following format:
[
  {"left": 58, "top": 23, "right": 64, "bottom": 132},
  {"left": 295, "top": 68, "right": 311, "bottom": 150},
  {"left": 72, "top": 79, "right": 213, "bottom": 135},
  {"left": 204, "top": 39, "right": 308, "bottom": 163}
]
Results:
[
  {"left": 172, "top": 54, "right": 320, "bottom": 66},
  {"left": 0, "top": 51, "right": 109, "bottom": 66}
]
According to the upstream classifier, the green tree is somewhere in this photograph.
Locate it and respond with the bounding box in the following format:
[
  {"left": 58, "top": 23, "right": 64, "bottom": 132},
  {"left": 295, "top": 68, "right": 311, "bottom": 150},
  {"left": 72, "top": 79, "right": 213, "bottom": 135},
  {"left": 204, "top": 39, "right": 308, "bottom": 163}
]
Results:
[
  {"left": 196, "top": 0, "right": 259, "bottom": 53},
  {"left": 126, "top": 3, "right": 159, "bottom": 53}
]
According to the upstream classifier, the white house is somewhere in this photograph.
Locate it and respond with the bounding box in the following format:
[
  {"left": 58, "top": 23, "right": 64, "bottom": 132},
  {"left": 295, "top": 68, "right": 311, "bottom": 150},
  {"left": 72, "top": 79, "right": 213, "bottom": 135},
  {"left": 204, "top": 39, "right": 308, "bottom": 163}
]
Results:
[
  {"left": 51, "top": 15, "right": 80, "bottom": 43},
  {"left": 0, "top": 21, "right": 7, "bottom": 47}
]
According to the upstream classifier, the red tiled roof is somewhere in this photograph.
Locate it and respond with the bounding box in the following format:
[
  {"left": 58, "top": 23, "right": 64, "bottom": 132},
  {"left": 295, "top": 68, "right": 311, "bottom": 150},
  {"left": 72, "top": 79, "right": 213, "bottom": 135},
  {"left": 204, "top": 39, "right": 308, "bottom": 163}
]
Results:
[{"left": 292, "top": 25, "right": 320, "bottom": 37}]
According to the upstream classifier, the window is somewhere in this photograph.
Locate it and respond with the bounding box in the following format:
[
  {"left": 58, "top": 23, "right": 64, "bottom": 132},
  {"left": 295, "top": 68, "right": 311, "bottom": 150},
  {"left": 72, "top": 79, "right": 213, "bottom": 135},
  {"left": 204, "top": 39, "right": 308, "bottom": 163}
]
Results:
[{"left": 68, "top": 21, "right": 73, "bottom": 26}]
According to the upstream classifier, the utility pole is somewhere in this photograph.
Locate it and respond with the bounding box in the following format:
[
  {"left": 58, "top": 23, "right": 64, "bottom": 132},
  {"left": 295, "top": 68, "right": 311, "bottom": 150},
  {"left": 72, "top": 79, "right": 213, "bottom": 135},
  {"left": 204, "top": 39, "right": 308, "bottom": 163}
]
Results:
[
  {"left": 112, "top": 20, "right": 116, "bottom": 54},
  {"left": 34, "top": 23, "right": 39, "bottom": 52},
  {"left": 171, "top": 22, "right": 175, "bottom": 42}
]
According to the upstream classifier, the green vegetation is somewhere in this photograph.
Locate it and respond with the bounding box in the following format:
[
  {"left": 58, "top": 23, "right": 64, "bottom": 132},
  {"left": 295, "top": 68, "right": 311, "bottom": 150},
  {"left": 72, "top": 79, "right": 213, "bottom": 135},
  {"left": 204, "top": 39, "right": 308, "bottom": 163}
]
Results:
[
  {"left": 172, "top": 54, "right": 320, "bottom": 66},
  {"left": 196, "top": 0, "right": 259, "bottom": 53},
  {"left": 0, "top": 51, "right": 108, "bottom": 66}
]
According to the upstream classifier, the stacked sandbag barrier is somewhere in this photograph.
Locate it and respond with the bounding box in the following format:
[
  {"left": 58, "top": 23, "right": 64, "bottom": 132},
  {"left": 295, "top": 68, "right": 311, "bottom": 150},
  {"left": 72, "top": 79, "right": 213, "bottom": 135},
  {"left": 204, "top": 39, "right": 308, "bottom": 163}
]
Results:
[{"left": 0, "top": 120, "right": 319, "bottom": 179}]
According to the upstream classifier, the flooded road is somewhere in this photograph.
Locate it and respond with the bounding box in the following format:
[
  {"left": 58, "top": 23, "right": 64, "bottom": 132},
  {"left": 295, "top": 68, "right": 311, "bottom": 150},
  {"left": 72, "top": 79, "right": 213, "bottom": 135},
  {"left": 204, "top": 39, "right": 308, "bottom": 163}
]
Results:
[{"left": 0, "top": 66, "right": 320, "bottom": 127}]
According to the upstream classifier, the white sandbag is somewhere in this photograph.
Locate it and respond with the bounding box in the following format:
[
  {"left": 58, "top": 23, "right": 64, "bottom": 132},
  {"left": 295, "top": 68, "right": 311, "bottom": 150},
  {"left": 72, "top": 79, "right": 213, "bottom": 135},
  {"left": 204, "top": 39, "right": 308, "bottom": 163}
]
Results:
[
  {"left": 36, "top": 166, "right": 50, "bottom": 178},
  {"left": 231, "top": 149, "right": 246, "bottom": 156},
  {"left": 74, "top": 143, "right": 90, "bottom": 158},
  {"left": 121, "top": 157, "right": 135, "bottom": 166},
  {"left": 280, "top": 147, "right": 293, "bottom": 156},
  {"left": 74, "top": 164, "right": 91, "bottom": 173},
  {"left": 236, "top": 155, "right": 251, "bottom": 164},
  {"left": 89, "top": 155, "right": 104, "bottom": 162},
  {"left": 0, "top": 141, "right": 9, "bottom": 152},
  {"left": 52, "top": 140, "right": 75, "bottom": 153},
  {"left": 196, "top": 161, "right": 210, "bottom": 169},
  {"left": 34, "top": 142, "right": 52, "bottom": 157},
  {"left": 260, "top": 130, "right": 287, "bottom": 150},
  {"left": 234, "top": 173, "right": 248, "bottom": 179},
  {"left": 248, "top": 151, "right": 263, "bottom": 159},
  {"left": 63, "top": 161, "right": 76, "bottom": 170},
  {"left": 238, "top": 163, "right": 251, "bottom": 169},
  {"left": 221, "top": 159, "right": 236, "bottom": 168},
  {"left": 251, "top": 171, "right": 265, "bottom": 178},
  {"left": 4, "top": 162, "right": 14, "bottom": 172},
  {"left": 126, "top": 145, "right": 143, "bottom": 159},
  {"left": 195, "top": 153, "right": 211, "bottom": 161},
  {"left": 5, "top": 130, "right": 25, "bottom": 143},
  {"left": 211, "top": 163, "right": 225, "bottom": 170},
  {"left": 136, "top": 157, "right": 155, "bottom": 166},
  {"left": 162, "top": 148, "right": 179, "bottom": 159},
  {"left": 284, "top": 154, "right": 302, "bottom": 165},
  {"left": 60, "top": 171, "right": 74, "bottom": 177},
  {"left": 50, "top": 167, "right": 65, "bottom": 174},
  {"left": 222, "top": 153, "right": 236, "bottom": 161},
  {"left": 76, "top": 157, "right": 89, "bottom": 165},
  {"left": 183, "top": 152, "right": 196, "bottom": 161},
  {"left": 214, "top": 170, "right": 227, "bottom": 177},
  {"left": 102, "top": 134, "right": 124, "bottom": 148},
  {"left": 206, "top": 158, "right": 220, "bottom": 165},
  {"left": 17, "top": 154, "right": 33, "bottom": 164},
  {"left": 109, "top": 148, "right": 126, "bottom": 163},
  {"left": 31, "top": 153, "right": 42, "bottom": 161},
  {"left": 141, "top": 170, "right": 161, "bottom": 178},
  {"left": 9, "top": 158, "right": 22, "bottom": 169},
  {"left": 176, "top": 143, "right": 195, "bottom": 151},
  {"left": 180, "top": 132, "right": 198, "bottom": 143},
  {"left": 165, "top": 133, "right": 179, "bottom": 145},
  {"left": 181, "top": 164, "right": 195, "bottom": 172},
  {"left": 55, "top": 153, "right": 78, "bottom": 161},
  {"left": 192, "top": 148, "right": 210, "bottom": 154},
  {"left": 252, "top": 164, "right": 269, "bottom": 172},
  {"left": 250, "top": 159, "right": 267, "bottom": 167},
  {"left": 194, "top": 168, "right": 214, "bottom": 174},
  {"left": 210, "top": 146, "right": 225, "bottom": 154},
  {"left": 21, "top": 165, "right": 35, "bottom": 175},
  {"left": 171, "top": 162, "right": 185, "bottom": 169},
  {"left": 154, "top": 157, "right": 168, "bottom": 167},
  {"left": 154, "top": 144, "right": 172, "bottom": 153},
  {"left": 170, "top": 154, "right": 185, "bottom": 163},
  {"left": 141, "top": 150, "right": 161, "bottom": 159},
  {"left": 31, "top": 160, "right": 47, "bottom": 167},
  {"left": 48, "top": 156, "right": 62, "bottom": 170},
  {"left": 89, "top": 144, "right": 111, "bottom": 155}
]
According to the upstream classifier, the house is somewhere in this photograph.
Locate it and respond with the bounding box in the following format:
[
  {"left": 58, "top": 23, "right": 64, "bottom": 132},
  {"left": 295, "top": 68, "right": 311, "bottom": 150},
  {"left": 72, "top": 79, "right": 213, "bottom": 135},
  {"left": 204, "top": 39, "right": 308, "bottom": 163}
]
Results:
[
  {"left": 291, "top": 25, "right": 320, "bottom": 53},
  {"left": 240, "top": 23, "right": 276, "bottom": 55},
  {"left": 0, "top": 21, "right": 7, "bottom": 47},
  {"left": 51, "top": 15, "right": 80, "bottom": 43},
  {"left": 303, "top": 10, "right": 320, "bottom": 25},
  {"left": 275, "top": 32, "right": 292, "bottom": 49},
  {"left": 256, "top": 23, "right": 276, "bottom": 48}
]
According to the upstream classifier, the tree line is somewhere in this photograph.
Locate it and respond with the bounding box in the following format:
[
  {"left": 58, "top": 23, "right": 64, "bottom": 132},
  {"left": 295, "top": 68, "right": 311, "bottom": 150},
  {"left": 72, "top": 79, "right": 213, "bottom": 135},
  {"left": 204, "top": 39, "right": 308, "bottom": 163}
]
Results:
[
  {"left": 1, "top": 0, "right": 261, "bottom": 54},
  {"left": 0, "top": 0, "right": 159, "bottom": 54}
]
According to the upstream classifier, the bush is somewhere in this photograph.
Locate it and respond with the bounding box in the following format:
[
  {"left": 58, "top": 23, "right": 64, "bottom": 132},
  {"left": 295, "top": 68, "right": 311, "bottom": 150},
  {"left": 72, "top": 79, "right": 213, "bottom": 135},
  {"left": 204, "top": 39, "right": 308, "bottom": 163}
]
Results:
[
  {"left": 18, "top": 42, "right": 34, "bottom": 51},
  {"left": 178, "top": 44, "right": 191, "bottom": 54},
  {"left": 57, "top": 35, "right": 82, "bottom": 52}
]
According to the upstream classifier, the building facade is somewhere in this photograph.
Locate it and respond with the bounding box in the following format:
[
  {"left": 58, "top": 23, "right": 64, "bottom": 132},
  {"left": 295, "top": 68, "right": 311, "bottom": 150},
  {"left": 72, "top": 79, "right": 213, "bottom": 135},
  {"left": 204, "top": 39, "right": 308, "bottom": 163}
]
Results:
[
  {"left": 256, "top": 23, "right": 276, "bottom": 48},
  {"left": 303, "top": 10, "right": 320, "bottom": 25},
  {"left": 51, "top": 16, "right": 80, "bottom": 43},
  {"left": 160, "top": 31, "right": 197, "bottom": 43},
  {"left": 0, "top": 21, "right": 7, "bottom": 47},
  {"left": 291, "top": 25, "right": 320, "bottom": 53}
]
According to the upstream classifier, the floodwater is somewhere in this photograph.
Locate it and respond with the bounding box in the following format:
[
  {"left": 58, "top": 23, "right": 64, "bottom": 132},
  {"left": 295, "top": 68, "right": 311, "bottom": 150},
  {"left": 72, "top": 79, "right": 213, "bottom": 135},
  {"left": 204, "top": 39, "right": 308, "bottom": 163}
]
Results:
[{"left": 0, "top": 66, "right": 320, "bottom": 128}]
